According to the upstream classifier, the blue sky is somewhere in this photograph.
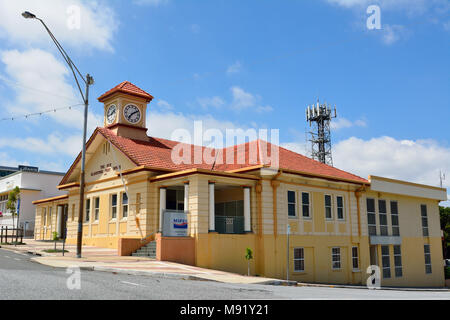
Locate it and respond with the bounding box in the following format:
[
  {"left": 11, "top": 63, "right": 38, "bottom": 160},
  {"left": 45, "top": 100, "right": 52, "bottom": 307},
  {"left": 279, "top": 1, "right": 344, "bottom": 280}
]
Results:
[{"left": 0, "top": 0, "right": 449, "bottom": 204}]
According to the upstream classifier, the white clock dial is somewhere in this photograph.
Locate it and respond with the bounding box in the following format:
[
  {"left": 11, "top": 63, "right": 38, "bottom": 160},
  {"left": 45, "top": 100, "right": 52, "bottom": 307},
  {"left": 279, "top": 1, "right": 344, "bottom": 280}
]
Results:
[
  {"left": 106, "top": 105, "right": 117, "bottom": 124},
  {"left": 123, "top": 104, "right": 141, "bottom": 124}
]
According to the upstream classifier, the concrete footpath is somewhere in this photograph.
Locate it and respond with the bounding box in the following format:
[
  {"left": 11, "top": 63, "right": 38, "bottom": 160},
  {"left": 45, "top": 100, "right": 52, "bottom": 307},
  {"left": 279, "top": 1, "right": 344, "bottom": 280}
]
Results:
[
  {"left": 1, "top": 239, "right": 448, "bottom": 291},
  {"left": 0, "top": 239, "right": 292, "bottom": 285}
]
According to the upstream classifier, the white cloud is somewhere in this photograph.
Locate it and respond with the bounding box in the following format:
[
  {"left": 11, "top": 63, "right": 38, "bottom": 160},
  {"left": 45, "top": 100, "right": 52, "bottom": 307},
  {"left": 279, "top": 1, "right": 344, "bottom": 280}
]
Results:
[
  {"left": 381, "top": 24, "right": 408, "bottom": 45},
  {"left": 197, "top": 96, "right": 225, "bottom": 109},
  {"left": 227, "top": 61, "right": 242, "bottom": 75},
  {"left": 230, "top": 86, "right": 274, "bottom": 113},
  {"left": 156, "top": 99, "right": 174, "bottom": 110},
  {"left": 0, "top": 0, "right": 117, "bottom": 52},
  {"left": 283, "top": 136, "right": 450, "bottom": 206},
  {"left": 331, "top": 117, "right": 367, "bottom": 130},
  {"left": 0, "top": 49, "right": 103, "bottom": 132},
  {"left": 0, "top": 133, "right": 82, "bottom": 157}
]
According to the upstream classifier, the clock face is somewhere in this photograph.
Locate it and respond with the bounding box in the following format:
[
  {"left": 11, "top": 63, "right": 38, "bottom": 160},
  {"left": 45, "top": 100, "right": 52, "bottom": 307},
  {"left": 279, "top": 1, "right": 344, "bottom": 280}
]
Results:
[
  {"left": 123, "top": 104, "right": 141, "bottom": 124},
  {"left": 106, "top": 105, "right": 117, "bottom": 124}
]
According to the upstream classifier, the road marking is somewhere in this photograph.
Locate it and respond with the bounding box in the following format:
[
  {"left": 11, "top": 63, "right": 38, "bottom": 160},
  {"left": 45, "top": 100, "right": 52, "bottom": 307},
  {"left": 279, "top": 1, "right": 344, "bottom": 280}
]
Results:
[
  {"left": 14, "top": 258, "right": 21, "bottom": 261},
  {"left": 121, "top": 281, "right": 140, "bottom": 286}
]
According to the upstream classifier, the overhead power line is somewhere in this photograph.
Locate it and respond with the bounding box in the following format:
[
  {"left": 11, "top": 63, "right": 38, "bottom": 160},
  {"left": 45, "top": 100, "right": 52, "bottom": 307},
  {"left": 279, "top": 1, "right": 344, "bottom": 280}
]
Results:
[{"left": 0, "top": 103, "right": 84, "bottom": 121}]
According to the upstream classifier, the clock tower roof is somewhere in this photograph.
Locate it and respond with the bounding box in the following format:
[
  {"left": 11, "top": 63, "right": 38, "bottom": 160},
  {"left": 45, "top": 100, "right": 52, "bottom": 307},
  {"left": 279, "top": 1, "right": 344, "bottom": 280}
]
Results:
[{"left": 98, "top": 81, "right": 154, "bottom": 103}]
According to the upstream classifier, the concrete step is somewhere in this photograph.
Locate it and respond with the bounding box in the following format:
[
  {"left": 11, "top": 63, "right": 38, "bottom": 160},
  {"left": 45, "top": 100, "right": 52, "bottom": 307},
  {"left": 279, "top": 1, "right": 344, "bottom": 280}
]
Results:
[{"left": 132, "top": 252, "right": 156, "bottom": 257}]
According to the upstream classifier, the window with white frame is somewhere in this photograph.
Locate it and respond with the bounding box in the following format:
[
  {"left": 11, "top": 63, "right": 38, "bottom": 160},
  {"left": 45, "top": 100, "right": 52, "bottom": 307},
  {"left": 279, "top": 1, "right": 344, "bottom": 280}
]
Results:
[
  {"left": 421, "top": 205, "right": 429, "bottom": 237},
  {"left": 111, "top": 194, "right": 117, "bottom": 219},
  {"left": 94, "top": 197, "right": 100, "bottom": 221},
  {"left": 287, "top": 191, "right": 296, "bottom": 217},
  {"left": 367, "top": 198, "right": 376, "bottom": 236},
  {"left": 325, "top": 195, "right": 332, "bottom": 219},
  {"left": 393, "top": 245, "right": 403, "bottom": 277},
  {"left": 85, "top": 199, "right": 90, "bottom": 222},
  {"left": 336, "top": 196, "right": 344, "bottom": 220},
  {"left": 378, "top": 200, "right": 388, "bottom": 236},
  {"left": 381, "top": 245, "right": 391, "bottom": 278},
  {"left": 352, "top": 246, "right": 359, "bottom": 270},
  {"left": 332, "top": 247, "right": 341, "bottom": 269},
  {"left": 122, "top": 193, "right": 128, "bottom": 218},
  {"left": 302, "top": 192, "right": 310, "bottom": 218},
  {"left": 391, "top": 201, "right": 400, "bottom": 236},
  {"left": 424, "top": 244, "right": 432, "bottom": 274},
  {"left": 294, "top": 248, "right": 304, "bottom": 272}
]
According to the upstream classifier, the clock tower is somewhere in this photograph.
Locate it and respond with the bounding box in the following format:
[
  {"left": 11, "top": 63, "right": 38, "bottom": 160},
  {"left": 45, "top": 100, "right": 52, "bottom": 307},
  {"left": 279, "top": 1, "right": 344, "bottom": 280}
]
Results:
[{"left": 98, "top": 81, "right": 153, "bottom": 141}]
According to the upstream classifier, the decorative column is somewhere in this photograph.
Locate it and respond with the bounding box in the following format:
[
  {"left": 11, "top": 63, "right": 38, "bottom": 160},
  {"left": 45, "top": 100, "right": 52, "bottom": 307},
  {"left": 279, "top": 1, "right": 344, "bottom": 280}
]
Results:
[
  {"left": 244, "top": 187, "right": 251, "bottom": 233},
  {"left": 209, "top": 182, "right": 215, "bottom": 232},
  {"left": 184, "top": 182, "right": 189, "bottom": 212},
  {"left": 159, "top": 187, "right": 166, "bottom": 233}
]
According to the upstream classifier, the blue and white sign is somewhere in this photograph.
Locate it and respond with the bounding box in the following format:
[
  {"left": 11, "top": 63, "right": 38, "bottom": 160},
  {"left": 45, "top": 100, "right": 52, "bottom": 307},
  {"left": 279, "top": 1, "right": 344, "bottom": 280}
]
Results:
[{"left": 163, "top": 210, "right": 188, "bottom": 237}]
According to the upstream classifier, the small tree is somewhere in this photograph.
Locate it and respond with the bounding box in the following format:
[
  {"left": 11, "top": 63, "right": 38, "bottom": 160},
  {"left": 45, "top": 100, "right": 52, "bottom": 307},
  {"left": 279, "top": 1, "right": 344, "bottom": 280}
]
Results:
[
  {"left": 52, "top": 231, "right": 59, "bottom": 251},
  {"left": 245, "top": 247, "right": 253, "bottom": 276},
  {"left": 6, "top": 187, "right": 20, "bottom": 229}
]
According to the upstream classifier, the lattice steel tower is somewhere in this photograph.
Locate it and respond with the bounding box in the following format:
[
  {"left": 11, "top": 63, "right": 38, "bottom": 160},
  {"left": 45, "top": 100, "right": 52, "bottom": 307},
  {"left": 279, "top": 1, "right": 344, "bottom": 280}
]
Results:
[{"left": 306, "top": 100, "right": 337, "bottom": 166}]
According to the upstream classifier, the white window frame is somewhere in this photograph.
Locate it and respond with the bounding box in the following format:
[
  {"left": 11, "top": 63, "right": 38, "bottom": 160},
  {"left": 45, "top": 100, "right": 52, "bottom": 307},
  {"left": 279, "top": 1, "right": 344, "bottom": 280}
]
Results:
[
  {"left": 287, "top": 190, "right": 297, "bottom": 218},
  {"left": 421, "top": 205, "right": 429, "bottom": 237},
  {"left": 85, "top": 199, "right": 91, "bottom": 223},
  {"left": 324, "top": 194, "right": 333, "bottom": 220},
  {"left": 336, "top": 195, "right": 345, "bottom": 220},
  {"left": 393, "top": 245, "right": 403, "bottom": 277},
  {"left": 378, "top": 199, "right": 388, "bottom": 236},
  {"left": 424, "top": 244, "right": 432, "bottom": 274},
  {"left": 367, "top": 198, "right": 377, "bottom": 236},
  {"left": 94, "top": 197, "right": 100, "bottom": 221},
  {"left": 381, "top": 245, "right": 391, "bottom": 279},
  {"left": 301, "top": 192, "right": 311, "bottom": 219},
  {"left": 122, "top": 192, "right": 129, "bottom": 219},
  {"left": 331, "top": 247, "right": 341, "bottom": 270},
  {"left": 390, "top": 201, "right": 400, "bottom": 236},
  {"left": 293, "top": 247, "right": 305, "bottom": 272},
  {"left": 111, "top": 194, "right": 118, "bottom": 220},
  {"left": 352, "top": 246, "right": 359, "bottom": 271}
]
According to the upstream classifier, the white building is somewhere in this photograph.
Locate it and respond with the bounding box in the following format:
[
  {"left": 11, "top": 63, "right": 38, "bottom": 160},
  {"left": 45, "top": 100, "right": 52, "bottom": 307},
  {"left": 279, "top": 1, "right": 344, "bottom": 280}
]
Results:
[{"left": 0, "top": 166, "right": 66, "bottom": 236}]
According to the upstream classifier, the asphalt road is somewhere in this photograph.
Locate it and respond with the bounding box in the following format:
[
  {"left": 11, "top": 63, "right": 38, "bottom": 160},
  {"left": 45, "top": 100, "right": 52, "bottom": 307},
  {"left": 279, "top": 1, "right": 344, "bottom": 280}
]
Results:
[{"left": 0, "top": 248, "right": 449, "bottom": 300}]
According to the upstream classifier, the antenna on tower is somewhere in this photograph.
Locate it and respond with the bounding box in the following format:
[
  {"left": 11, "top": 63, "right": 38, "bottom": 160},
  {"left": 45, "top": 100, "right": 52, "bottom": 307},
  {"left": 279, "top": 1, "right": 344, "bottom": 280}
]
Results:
[
  {"left": 306, "top": 100, "right": 337, "bottom": 166},
  {"left": 439, "top": 170, "right": 446, "bottom": 188}
]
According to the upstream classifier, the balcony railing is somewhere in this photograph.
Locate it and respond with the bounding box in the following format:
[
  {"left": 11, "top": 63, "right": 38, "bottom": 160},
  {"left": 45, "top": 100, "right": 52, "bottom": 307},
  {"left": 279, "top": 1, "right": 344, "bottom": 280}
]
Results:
[{"left": 215, "top": 216, "right": 244, "bottom": 234}]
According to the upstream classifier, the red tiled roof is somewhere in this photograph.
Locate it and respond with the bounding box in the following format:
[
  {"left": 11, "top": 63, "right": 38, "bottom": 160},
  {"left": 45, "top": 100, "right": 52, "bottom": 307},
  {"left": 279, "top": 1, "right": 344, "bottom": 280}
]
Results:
[
  {"left": 95, "top": 128, "right": 367, "bottom": 184},
  {"left": 98, "top": 81, "right": 154, "bottom": 102}
]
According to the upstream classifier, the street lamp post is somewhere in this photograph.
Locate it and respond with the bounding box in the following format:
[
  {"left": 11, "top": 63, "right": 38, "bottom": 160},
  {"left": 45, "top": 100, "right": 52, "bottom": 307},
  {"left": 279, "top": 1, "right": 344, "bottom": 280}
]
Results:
[{"left": 22, "top": 11, "right": 93, "bottom": 258}]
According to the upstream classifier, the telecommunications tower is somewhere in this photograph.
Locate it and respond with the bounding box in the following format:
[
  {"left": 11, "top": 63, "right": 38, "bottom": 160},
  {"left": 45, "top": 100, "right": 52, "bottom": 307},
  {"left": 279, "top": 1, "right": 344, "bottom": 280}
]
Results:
[{"left": 306, "top": 100, "right": 337, "bottom": 166}]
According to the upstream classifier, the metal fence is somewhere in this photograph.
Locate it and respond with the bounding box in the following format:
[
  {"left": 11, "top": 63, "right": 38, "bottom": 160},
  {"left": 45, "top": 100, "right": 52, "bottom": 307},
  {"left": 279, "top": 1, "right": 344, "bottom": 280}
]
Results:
[
  {"left": 215, "top": 216, "right": 245, "bottom": 234},
  {"left": 0, "top": 226, "right": 24, "bottom": 244}
]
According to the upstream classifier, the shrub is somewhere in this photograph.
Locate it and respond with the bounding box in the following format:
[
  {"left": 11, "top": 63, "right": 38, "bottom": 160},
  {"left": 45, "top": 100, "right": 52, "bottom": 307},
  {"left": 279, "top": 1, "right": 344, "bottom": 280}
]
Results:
[{"left": 445, "top": 267, "right": 450, "bottom": 280}]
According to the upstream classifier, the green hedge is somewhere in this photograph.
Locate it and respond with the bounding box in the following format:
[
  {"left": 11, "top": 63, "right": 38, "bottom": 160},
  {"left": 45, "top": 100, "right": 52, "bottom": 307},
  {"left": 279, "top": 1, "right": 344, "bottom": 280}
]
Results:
[{"left": 445, "top": 267, "right": 450, "bottom": 279}]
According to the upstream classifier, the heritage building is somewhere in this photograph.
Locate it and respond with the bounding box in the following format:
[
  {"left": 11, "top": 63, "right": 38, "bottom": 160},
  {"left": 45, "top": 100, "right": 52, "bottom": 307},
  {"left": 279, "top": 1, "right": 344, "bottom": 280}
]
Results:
[{"left": 33, "top": 81, "right": 447, "bottom": 287}]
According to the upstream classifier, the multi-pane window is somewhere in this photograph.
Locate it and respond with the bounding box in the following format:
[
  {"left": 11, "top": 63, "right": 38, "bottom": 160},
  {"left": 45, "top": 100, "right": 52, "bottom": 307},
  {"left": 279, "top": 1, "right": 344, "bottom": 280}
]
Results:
[
  {"left": 294, "top": 248, "right": 305, "bottom": 272},
  {"left": 122, "top": 193, "right": 129, "bottom": 218},
  {"left": 352, "top": 246, "right": 359, "bottom": 270},
  {"left": 391, "top": 201, "right": 400, "bottom": 236},
  {"left": 421, "top": 205, "right": 429, "bottom": 237},
  {"left": 332, "top": 247, "right": 341, "bottom": 269},
  {"left": 43, "top": 208, "right": 47, "bottom": 225},
  {"left": 94, "top": 197, "right": 100, "bottom": 221},
  {"left": 367, "top": 198, "right": 376, "bottom": 236},
  {"left": 48, "top": 207, "right": 52, "bottom": 226},
  {"left": 393, "top": 245, "right": 403, "bottom": 277},
  {"left": 424, "top": 244, "right": 432, "bottom": 274},
  {"left": 111, "top": 194, "right": 117, "bottom": 219},
  {"left": 302, "top": 192, "right": 310, "bottom": 218},
  {"left": 336, "top": 196, "right": 344, "bottom": 220},
  {"left": 325, "top": 195, "right": 332, "bottom": 219},
  {"left": 381, "top": 245, "right": 391, "bottom": 278},
  {"left": 287, "top": 191, "right": 296, "bottom": 217},
  {"left": 378, "top": 200, "right": 388, "bottom": 236},
  {"left": 85, "top": 199, "right": 90, "bottom": 222}
]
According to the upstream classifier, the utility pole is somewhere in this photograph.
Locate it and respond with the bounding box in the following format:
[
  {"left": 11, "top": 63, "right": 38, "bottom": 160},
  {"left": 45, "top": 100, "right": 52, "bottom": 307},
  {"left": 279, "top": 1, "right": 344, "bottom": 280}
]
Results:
[{"left": 22, "top": 11, "right": 94, "bottom": 258}]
